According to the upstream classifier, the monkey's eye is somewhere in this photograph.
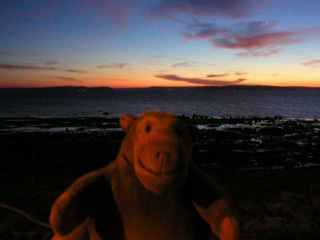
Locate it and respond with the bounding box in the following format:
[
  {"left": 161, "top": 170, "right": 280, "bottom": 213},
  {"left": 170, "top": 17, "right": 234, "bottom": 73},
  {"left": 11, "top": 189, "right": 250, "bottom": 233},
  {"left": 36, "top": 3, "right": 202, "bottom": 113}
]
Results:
[{"left": 145, "top": 124, "right": 151, "bottom": 132}]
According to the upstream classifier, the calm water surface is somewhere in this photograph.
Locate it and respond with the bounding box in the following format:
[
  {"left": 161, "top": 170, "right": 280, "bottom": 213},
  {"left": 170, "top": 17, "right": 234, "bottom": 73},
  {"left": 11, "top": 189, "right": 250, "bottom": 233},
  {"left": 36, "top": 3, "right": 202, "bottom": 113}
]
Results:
[{"left": 1, "top": 88, "right": 320, "bottom": 118}]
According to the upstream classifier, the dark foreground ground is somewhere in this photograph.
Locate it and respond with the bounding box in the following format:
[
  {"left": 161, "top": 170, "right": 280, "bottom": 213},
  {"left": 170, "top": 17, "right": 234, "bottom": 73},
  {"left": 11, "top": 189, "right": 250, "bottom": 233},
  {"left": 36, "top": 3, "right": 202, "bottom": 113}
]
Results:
[{"left": 0, "top": 116, "right": 320, "bottom": 240}]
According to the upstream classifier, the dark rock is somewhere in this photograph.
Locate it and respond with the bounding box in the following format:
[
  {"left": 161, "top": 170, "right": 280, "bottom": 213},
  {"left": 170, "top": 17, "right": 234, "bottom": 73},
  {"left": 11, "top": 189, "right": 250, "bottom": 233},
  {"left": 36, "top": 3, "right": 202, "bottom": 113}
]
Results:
[
  {"left": 310, "top": 195, "right": 320, "bottom": 213},
  {"left": 252, "top": 229, "right": 288, "bottom": 240},
  {"left": 266, "top": 202, "right": 293, "bottom": 215},
  {"left": 264, "top": 216, "right": 287, "bottom": 228},
  {"left": 290, "top": 205, "right": 314, "bottom": 222},
  {"left": 239, "top": 204, "right": 256, "bottom": 213},
  {"left": 0, "top": 232, "right": 14, "bottom": 240},
  {"left": 315, "top": 215, "right": 320, "bottom": 226},
  {"left": 309, "top": 183, "right": 320, "bottom": 192},
  {"left": 239, "top": 230, "right": 257, "bottom": 240},
  {"left": 242, "top": 219, "right": 265, "bottom": 230},
  {"left": 288, "top": 230, "right": 320, "bottom": 240},
  {"left": 287, "top": 219, "right": 318, "bottom": 230},
  {"left": 24, "top": 232, "right": 42, "bottom": 240},
  {"left": 12, "top": 233, "right": 28, "bottom": 240},
  {"left": 41, "top": 232, "right": 54, "bottom": 240},
  {"left": 280, "top": 191, "right": 296, "bottom": 202}
]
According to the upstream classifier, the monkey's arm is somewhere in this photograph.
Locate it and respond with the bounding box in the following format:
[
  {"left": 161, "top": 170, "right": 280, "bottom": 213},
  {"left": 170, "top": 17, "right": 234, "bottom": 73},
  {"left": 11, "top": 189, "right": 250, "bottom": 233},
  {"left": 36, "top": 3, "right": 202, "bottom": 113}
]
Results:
[
  {"left": 50, "top": 170, "right": 112, "bottom": 236},
  {"left": 190, "top": 166, "right": 239, "bottom": 240}
]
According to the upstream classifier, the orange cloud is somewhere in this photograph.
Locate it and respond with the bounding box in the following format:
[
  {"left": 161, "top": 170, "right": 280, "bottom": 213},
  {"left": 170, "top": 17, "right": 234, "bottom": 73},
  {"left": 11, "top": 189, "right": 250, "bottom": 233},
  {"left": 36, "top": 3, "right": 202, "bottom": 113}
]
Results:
[
  {"left": 184, "top": 20, "right": 300, "bottom": 52},
  {"left": 236, "top": 48, "right": 282, "bottom": 58},
  {"left": 303, "top": 59, "right": 320, "bottom": 67},
  {"left": 213, "top": 31, "right": 297, "bottom": 50}
]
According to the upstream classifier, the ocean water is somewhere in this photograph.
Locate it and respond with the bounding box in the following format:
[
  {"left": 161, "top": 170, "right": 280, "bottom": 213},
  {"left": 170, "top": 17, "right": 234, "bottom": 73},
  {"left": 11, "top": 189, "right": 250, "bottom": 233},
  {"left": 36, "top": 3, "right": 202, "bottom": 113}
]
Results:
[{"left": 1, "top": 87, "right": 320, "bottom": 119}]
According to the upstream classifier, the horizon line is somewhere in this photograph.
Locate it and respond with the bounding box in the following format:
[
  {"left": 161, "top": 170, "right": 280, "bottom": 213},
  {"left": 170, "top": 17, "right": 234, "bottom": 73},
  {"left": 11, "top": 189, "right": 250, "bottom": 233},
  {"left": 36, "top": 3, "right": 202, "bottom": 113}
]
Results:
[{"left": 1, "top": 84, "right": 320, "bottom": 89}]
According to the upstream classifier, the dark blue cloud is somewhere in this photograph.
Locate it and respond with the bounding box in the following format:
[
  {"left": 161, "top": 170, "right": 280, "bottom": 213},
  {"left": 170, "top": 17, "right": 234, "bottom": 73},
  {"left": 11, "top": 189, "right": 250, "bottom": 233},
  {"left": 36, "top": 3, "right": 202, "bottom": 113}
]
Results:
[
  {"left": 97, "top": 63, "right": 129, "bottom": 69},
  {"left": 172, "top": 62, "right": 196, "bottom": 68},
  {"left": 207, "top": 74, "right": 229, "bottom": 78},
  {"left": 0, "top": 63, "right": 56, "bottom": 71},
  {"left": 185, "top": 20, "right": 298, "bottom": 50},
  {"left": 90, "top": 0, "right": 135, "bottom": 27},
  {"left": 65, "top": 69, "right": 87, "bottom": 73},
  {"left": 52, "top": 76, "right": 82, "bottom": 82},
  {"left": 150, "top": 0, "right": 258, "bottom": 19},
  {"left": 155, "top": 74, "right": 246, "bottom": 86}
]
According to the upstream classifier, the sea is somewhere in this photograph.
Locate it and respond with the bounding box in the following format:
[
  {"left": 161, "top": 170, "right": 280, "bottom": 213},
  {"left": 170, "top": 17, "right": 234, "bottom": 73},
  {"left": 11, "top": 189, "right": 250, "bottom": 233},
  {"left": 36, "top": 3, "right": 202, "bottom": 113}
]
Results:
[
  {"left": 1, "top": 87, "right": 320, "bottom": 119},
  {"left": 1, "top": 86, "right": 320, "bottom": 169}
]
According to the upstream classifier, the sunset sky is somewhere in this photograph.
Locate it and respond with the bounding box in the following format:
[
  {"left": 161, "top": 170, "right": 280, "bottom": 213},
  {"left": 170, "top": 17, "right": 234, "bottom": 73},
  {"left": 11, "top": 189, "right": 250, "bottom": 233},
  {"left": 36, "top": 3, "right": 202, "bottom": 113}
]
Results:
[{"left": 1, "top": 0, "right": 320, "bottom": 88}]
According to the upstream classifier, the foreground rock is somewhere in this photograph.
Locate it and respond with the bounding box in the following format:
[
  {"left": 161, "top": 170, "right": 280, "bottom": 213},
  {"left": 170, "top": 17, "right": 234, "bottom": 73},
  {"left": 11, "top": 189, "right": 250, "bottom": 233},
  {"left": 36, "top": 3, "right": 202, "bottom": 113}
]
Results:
[{"left": 0, "top": 116, "right": 320, "bottom": 239}]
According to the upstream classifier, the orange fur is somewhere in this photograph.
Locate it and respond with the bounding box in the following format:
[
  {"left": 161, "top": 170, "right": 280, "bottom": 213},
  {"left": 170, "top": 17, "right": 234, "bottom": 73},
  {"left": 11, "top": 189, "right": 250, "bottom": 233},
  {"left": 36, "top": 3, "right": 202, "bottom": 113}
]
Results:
[{"left": 50, "top": 110, "right": 239, "bottom": 240}]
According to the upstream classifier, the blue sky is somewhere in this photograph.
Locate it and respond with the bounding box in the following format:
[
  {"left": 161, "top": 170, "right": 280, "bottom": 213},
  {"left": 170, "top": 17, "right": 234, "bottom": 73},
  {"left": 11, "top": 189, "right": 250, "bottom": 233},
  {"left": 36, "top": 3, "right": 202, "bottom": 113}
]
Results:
[{"left": 1, "top": 0, "right": 320, "bottom": 88}]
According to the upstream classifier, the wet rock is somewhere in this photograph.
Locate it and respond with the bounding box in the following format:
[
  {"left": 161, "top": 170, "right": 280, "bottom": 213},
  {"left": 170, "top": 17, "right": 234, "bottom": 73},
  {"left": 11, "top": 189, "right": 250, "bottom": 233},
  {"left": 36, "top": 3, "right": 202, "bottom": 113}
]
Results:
[
  {"left": 242, "top": 218, "right": 265, "bottom": 230},
  {"left": 287, "top": 219, "right": 318, "bottom": 230},
  {"left": 239, "top": 204, "right": 256, "bottom": 213},
  {"left": 280, "top": 191, "right": 296, "bottom": 202},
  {"left": 290, "top": 205, "right": 314, "bottom": 222},
  {"left": 239, "top": 230, "right": 258, "bottom": 240},
  {"left": 12, "top": 233, "right": 28, "bottom": 240},
  {"left": 265, "top": 202, "right": 292, "bottom": 215},
  {"left": 310, "top": 195, "right": 320, "bottom": 213},
  {"left": 315, "top": 215, "right": 320, "bottom": 226},
  {"left": 41, "top": 232, "right": 54, "bottom": 240},
  {"left": 288, "top": 229, "right": 320, "bottom": 240},
  {"left": 24, "top": 232, "right": 42, "bottom": 240},
  {"left": 256, "top": 230, "right": 288, "bottom": 240},
  {"left": 0, "top": 232, "right": 14, "bottom": 240},
  {"left": 264, "top": 216, "right": 287, "bottom": 228},
  {"left": 309, "top": 183, "right": 320, "bottom": 192}
]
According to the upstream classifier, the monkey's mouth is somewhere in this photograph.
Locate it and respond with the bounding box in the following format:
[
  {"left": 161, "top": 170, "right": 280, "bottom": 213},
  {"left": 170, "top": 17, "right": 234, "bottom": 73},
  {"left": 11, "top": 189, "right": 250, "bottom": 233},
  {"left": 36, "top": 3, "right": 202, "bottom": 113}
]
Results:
[{"left": 138, "top": 158, "right": 185, "bottom": 177}]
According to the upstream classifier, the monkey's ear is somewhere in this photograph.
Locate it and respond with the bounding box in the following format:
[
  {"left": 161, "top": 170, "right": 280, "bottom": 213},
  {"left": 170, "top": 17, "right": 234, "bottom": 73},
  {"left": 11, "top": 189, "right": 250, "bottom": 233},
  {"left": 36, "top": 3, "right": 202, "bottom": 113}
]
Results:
[{"left": 120, "top": 114, "right": 137, "bottom": 133}]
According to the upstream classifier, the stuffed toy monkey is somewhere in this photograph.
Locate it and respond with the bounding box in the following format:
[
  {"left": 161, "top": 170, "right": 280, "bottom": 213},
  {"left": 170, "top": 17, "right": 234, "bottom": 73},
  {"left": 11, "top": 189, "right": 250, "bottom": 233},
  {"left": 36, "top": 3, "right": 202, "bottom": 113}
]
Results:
[{"left": 50, "top": 110, "right": 239, "bottom": 240}]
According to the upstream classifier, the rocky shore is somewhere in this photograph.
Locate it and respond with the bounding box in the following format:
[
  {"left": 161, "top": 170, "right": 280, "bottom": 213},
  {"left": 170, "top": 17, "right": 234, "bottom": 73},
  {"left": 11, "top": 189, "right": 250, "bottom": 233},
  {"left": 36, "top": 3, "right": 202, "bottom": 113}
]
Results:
[{"left": 0, "top": 116, "right": 320, "bottom": 239}]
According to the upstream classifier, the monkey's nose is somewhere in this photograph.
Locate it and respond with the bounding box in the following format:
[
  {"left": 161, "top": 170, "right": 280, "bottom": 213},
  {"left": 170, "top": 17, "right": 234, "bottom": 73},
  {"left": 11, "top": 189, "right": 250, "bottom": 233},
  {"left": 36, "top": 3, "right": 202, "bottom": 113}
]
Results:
[{"left": 156, "top": 152, "right": 171, "bottom": 172}]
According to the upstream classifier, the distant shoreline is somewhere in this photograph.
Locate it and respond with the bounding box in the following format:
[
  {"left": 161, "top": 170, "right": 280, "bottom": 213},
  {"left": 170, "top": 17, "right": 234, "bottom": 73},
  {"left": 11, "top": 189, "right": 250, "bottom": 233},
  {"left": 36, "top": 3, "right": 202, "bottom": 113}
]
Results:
[{"left": 1, "top": 85, "right": 320, "bottom": 91}]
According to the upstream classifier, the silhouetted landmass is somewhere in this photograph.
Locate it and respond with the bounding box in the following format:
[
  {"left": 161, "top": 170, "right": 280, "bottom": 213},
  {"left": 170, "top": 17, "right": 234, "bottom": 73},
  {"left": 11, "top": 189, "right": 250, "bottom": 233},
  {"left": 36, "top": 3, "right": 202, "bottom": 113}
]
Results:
[
  {"left": 207, "top": 85, "right": 297, "bottom": 90},
  {"left": 149, "top": 85, "right": 320, "bottom": 91},
  {"left": 2, "top": 85, "right": 319, "bottom": 95},
  {"left": 0, "top": 86, "right": 113, "bottom": 98}
]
